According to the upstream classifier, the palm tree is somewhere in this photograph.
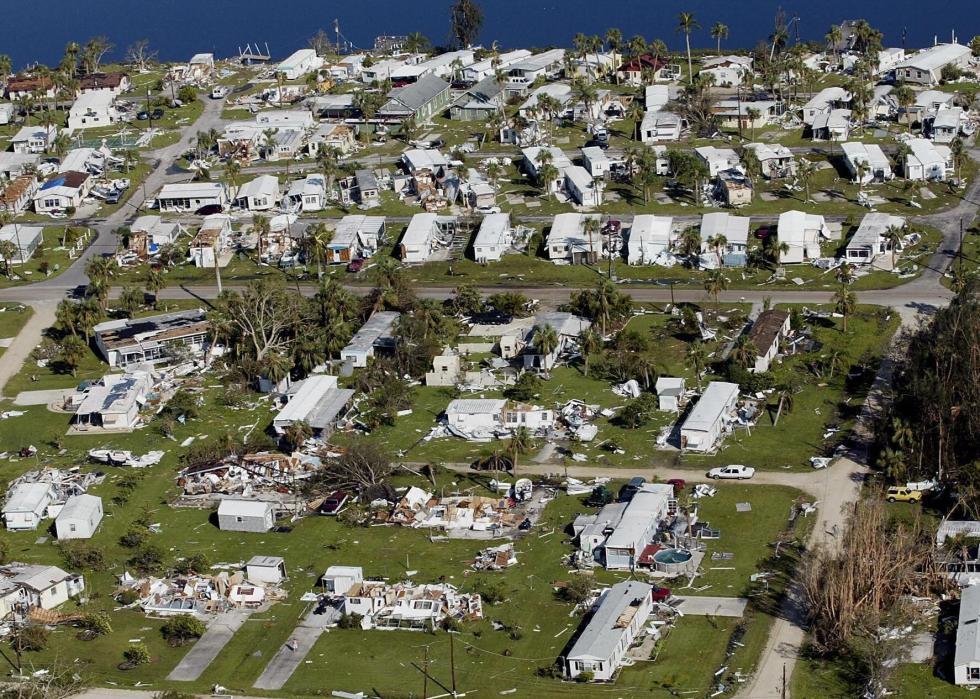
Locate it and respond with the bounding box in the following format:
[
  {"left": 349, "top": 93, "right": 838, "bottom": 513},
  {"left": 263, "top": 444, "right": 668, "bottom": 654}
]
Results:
[
  {"left": 0, "top": 55, "right": 11, "bottom": 83},
  {"left": 676, "top": 12, "right": 700, "bottom": 84},
  {"left": 687, "top": 340, "right": 707, "bottom": 388},
  {"left": 403, "top": 32, "right": 430, "bottom": 55},
  {"left": 709, "top": 234, "right": 728, "bottom": 268},
  {"left": 885, "top": 225, "right": 904, "bottom": 269},
  {"left": 626, "top": 98, "right": 644, "bottom": 141},
  {"left": 605, "top": 29, "right": 623, "bottom": 84},
  {"left": 746, "top": 107, "right": 761, "bottom": 139},
  {"left": 509, "top": 426, "right": 531, "bottom": 479},
  {"left": 579, "top": 327, "right": 601, "bottom": 376},
  {"left": 797, "top": 158, "right": 817, "bottom": 204},
  {"left": 703, "top": 269, "right": 728, "bottom": 309},
  {"left": 822, "top": 349, "right": 845, "bottom": 379},
  {"left": 772, "top": 382, "right": 796, "bottom": 426},
  {"left": 710, "top": 22, "right": 729, "bottom": 55},
  {"left": 951, "top": 138, "right": 966, "bottom": 181},
  {"left": 835, "top": 262, "right": 855, "bottom": 285},
  {"left": 143, "top": 266, "right": 165, "bottom": 309},
  {"left": 583, "top": 217, "right": 602, "bottom": 267},
  {"left": 0, "top": 241, "right": 17, "bottom": 278},
  {"left": 826, "top": 25, "right": 843, "bottom": 68},
  {"left": 305, "top": 223, "right": 333, "bottom": 279},
  {"left": 678, "top": 225, "right": 702, "bottom": 263},
  {"left": 533, "top": 324, "right": 559, "bottom": 375},
  {"left": 833, "top": 284, "right": 856, "bottom": 333},
  {"left": 730, "top": 333, "right": 756, "bottom": 368},
  {"left": 261, "top": 127, "right": 279, "bottom": 160},
  {"left": 225, "top": 159, "right": 241, "bottom": 189},
  {"left": 894, "top": 84, "right": 915, "bottom": 131},
  {"left": 252, "top": 215, "right": 271, "bottom": 262},
  {"left": 58, "top": 335, "right": 87, "bottom": 377},
  {"left": 56, "top": 299, "right": 79, "bottom": 337}
]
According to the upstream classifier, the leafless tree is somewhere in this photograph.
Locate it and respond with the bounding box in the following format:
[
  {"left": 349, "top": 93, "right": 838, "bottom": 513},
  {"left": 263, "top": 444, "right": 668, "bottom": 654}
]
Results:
[
  {"left": 125, "top": 40, "right": 157, "bottom": 72},
  {"left": 316, "top": 439, "right": 396, "bottom": 491},
  {"left": 211, "top": 279, "right": 307, "bottom": 363}
]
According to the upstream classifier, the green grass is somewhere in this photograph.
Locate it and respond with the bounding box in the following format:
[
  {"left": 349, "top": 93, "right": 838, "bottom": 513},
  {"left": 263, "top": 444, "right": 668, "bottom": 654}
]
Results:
[
  {"left": 0, "top": 227, "right": 91, "bottom": 289},
  {"left": 0, "top": 304, "right": 32, "bottom": 356}
]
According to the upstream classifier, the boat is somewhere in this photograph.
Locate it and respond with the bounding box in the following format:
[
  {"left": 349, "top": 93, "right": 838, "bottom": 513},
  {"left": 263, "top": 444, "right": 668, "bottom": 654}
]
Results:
[
  {"left": 564, "top": 478, "right": 592, "bottom": 495},
  {"left": 88, "top": 449, "right": 112, "bottom": 464}
]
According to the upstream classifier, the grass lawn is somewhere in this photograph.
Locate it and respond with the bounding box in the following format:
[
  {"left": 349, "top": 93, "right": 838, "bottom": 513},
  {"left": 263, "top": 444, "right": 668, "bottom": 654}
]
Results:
[
  {"left": 0, "top": 227, "right": 92, "bottom": 289},
  {"left": 0, "top": 304, "right": 32, "bottom": 357}
]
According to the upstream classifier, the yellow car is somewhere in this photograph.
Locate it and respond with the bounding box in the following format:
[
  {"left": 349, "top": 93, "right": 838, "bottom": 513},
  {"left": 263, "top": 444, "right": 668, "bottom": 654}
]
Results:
[{"left": 886, "top": 486, "right": 921, "bottom": 503}]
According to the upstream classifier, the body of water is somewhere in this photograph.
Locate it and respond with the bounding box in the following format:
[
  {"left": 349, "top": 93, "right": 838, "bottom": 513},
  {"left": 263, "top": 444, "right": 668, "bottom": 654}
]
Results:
[{"left": 2, "top": 0, "right": 975, "bottom": 69}]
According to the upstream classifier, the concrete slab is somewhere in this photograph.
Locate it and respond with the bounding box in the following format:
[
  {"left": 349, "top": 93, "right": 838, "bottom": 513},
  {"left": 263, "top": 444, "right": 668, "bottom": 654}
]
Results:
[
  {"left": 919, "top": 187, "right": 937, "bottom": 200},
  {"left": 253, "top": 607, "right": 340, "bottom": 690},
  {"left": 672, "top": 595, "right": 748, "bottom": 617},
  {"left": 167, "top": 609, "right": 252, "bottom": 681},
  {"left": 13, "top": 388, "right": 72, "bottom": 406},
  {"left": 0, "top": 338, "right": 12, "bottom": 348}
]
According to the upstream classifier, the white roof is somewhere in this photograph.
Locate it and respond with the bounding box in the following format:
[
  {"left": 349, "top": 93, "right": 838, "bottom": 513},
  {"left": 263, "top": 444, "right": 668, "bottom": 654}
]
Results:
[
  {"left": 934, "top": 108, "right": 963, "bottom": 129},
  {"left": 629, "top": 215, "right": 674, "bottom": 246},
  {"left": 804, "top": 86, "right": 850, "bottom": 110},
  {"left": 683, "top": 382, "right": 739, "bottom": 432},
  {"left": 247, "top": 555, "right": 284, "bottom": 567},
  {"left": 908, "top": 137, "right": 950, "bottom": 167},
  {"left": 567, "top": 581, "right": 653, "bottom": 661},
  {"left": 237, "top": 174, "right": 280, "bottom": 200},
  {"left": 344, "top": 311, "right": 399, "bottom": 354},
  {"left": 276, "top": 375, "right": 339, "bottom": 423},
  {"left": 841, "top": 142, "right": 890, "bottom": 170},
  {"left": 604, "top": 484, "right": 673, "bottom": 549},
  {"left": 645, "top": 85, "right": 670, "bottom": 110},
  {"left": 914, "top": 89, "right": 955, "bottom": 109},
  {"left": 956, "top": 584, "right": 980, "bottom": 668},
  {"left": 563, "top": 165, "right": 595, "bottom": 192},
  {"left": 278, "top": 48, "right": 318, "bottom": 67},
  {"left": 0, "top": 225, "right": 44, "bottom": 253},
  {"left": 402, "top": 213, "right": 439, "bottom": 247},
  {"left": 324, "top": 565, "right": 363, "bottom": 578},
  {"left": 446, "top": 398, "right": 506, "bottom": 415},
  {"left": 745, "top": 142, "right": 792, "bottom": 161},
  {"left": 695, "top": 146, "right": 741, "bottom": 166},
  {"left": 3, "top": 483, "right": 52, "bottom": 513},
  {"left": 334, "top": 215, "right": 385, "bottom": 246},
  {"left": 519, "top": 83, "right": 573, "bottom": 111},
  {"left": 896, "top": 43, "right": 971, "bottom": 72},
  {"left": 402, "top": 149, "right": 449, "bottom": 172},
  {"left": 581, "top": 146, "right": 609, "bottom": 164},
  {"left": 71, "top": 89, "right": 115, "bottom": 112},
  {"left": 548, "top": 213, "right": 602, "bottom": 248},
  {"left": 656, "top": 376, "right": 685, "bottom": 394},
  {"left": 158, "top": 182, "right": 225, "bottom": 199},
  {"left": 848, "top": 213, "right": 906, "bottom": 249},
  {"left": 701, "top": 212, "right": 750, "bottom": 246},
  {"left": 56, "top": 494, "right": 102, "bottom": 521},
  {"left": 510, "top": 49, "right": 565, "bottom": 72},
  {"left": 12, "top": 565, "right": 72, "bottom": 592},
  {"left": 11, "top": 126, "right": 50, "bottom": 143},
  {"left": 217, "top": 499, "right": 273, "bottom": 517},
  {"left": 778, "top": 210, "right": 828, "bottom": 242},
  {"left": 473, "top": 213, "right": 511, "bottom": 248},
  {"left": 522, "top": 146, "right": 571, "bottom": 171}
]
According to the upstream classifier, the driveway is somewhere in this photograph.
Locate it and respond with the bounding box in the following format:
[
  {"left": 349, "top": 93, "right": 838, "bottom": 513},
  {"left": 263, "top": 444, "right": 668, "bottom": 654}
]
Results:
[
  {"left": 252, "top": 605, "right": 339, "bottom": 690},
  {"left": 673, "top": 595, "right": 748, "bottom": 618},
  {"left": 166, "top": 608, "right": 252, "bottom": 682},
  {"left": 0, "top": 301, "right": 56, "bottom": 400}
]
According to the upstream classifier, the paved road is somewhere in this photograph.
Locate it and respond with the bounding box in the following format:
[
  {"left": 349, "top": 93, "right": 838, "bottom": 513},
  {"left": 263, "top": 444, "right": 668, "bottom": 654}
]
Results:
[{"left": 166, "top": 609, "right": 252, "bottom": 682}]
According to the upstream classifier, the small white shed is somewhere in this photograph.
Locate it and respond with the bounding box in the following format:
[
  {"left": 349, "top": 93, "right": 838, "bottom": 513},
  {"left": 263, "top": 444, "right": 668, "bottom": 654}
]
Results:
[
  {"left": 655, "top": 377, "right": 686, "bottom": 412},
  {"left": 955, "top": 584, "right": 980, "bottom": 685},
  {"left": 322, "top": 565, "right": 364, "bottom": 595},
  {"left": 55, "top": 494, "right": 103, "bottom": 540},
  {"left": 217, "top": 499, "right": 275, "bottom": 533},
  {"left": 246, "top": 555, "right": 287, "bottom": 585}
]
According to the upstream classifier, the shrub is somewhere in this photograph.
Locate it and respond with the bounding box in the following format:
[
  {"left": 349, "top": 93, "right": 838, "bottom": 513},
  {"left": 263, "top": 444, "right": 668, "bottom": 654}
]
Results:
[
  {"left": 11, "top": 625, "right": 48, "bottom": 652},
  {"left": 556, "top": 576, "right": 591, "bottom": 605},
  {"left": 472, "top": 580, "right": 506, "bottom": 605},
  {"left": 173, "top": 553, "right": 210, "bottom": 576},
  {"left": 79, "top": 612, "right": 113, "bottom": 638},
  {"left": 536, "top": 662, "right": 564, "bottom": 678},
  {"left": 616, "top": 394, "right": 659, "bottom": 428},
  {"left": 0, "top": 539, "right": 8, "bottom": 565},
  {"left": 337, "top": 612, "right": 363, "bottom": 629},
  {"left": 119, "top": 525, "right": 149, "bottom": 549},
  {"left": 576, "top": 671, "right": 594, "bottom": 683},
  {"left": 59, "top": 542, "right": 107, "bottom": 571},
  {"left": 117, "top": 589, "right": 140, "bottom": 605},
  {"left": 505, "top": 372, "right": 541, "bottom": 401},
  {"left": 161, "top": 614, "right": 206, "bottom": 647},
  {"left": 128, "top": 544, "right": 165, "bottom": 574},
  {"left": 123, "top": 643, "right": 150, "bottom": 666}
]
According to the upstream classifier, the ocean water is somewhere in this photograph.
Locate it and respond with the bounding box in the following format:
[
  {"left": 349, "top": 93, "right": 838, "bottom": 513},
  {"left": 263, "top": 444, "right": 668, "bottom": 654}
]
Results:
[{"left": 1, "top": 0, "right": 975, "bottom": 69}]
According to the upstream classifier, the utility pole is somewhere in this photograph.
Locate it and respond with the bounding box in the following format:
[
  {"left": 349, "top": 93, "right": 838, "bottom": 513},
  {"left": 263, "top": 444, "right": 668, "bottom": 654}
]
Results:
[
  {"left": 781, "top": 663, "right": 786, "bottom": 699},
  {"left": 959, "top": 218, "right": 964, "bottom": 279},
  {"left": 422, "top": 644, "right": 429, "bottom": 699},
  {"left": 449, "top": 631, "right": 457, "bottom": 697}
]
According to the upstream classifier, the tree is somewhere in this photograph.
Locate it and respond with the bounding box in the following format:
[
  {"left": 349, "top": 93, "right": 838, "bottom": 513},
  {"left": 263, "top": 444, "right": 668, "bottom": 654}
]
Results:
[
  {"left": 605, "top": 28, "right": 623, "bottom": 83},
  {"left": 893, "top": 83, "right": 915, "bottom": 131},
  {"left": 676, "top": 12, "right": 700, "bottom": 84},
  {"left": 746, "top": 106, "right": 761, "bottom": 139},
  {"left": 125, "top": 39, "right": 157, "bottom": 71},
  {"left": 703, "top": 269, "right": 728, "bottom": 309},
  {"left": 58, "top": 335, "right": 87, "bottom": 377},
  {"left": 579, "top": 327, "right": 602, "bottom": 377},
  {"left": 282, "top": 421, "right": 313, "bottom": 451},
  {"left": 885, "top": 225, "right": 904, "bottom": 269},
  {"left": 0, "top": 240, "right": 17, "bottom": 278},
  {"left": 710, "top": 22, "right": 729, "bottom": 55},
  {"left": 144, "top": 266, "right": 166, "bottom": 308},
  {"left": 568, "top": 279, "right": 633, "bottom": 336},
  {"left": 161, "top": 615, "right": 206, "bottom": 647},
  {"left": 314, "top": 438, "right": 395, "bottom": 491},
  {"left": 970, "top": 35, "right": 980, "bottom": 58},
  {"left": 118, "top": 286, "right": 144, "bottom": 317},
  {"left": 687, "top": 340, "right": 707, "bottom": 388},
  {"left": 451, "top": 283, "right": 483, "bottom": 316},
  {"left": 833, "top": 284, "right": 856, "bottom": 332},
  {"left": 81, "top": 36, "right": 114, "bottom": 74},
  {"left": 772, "top": 381, "right": 797, "bottom": 426},
  {"left": 618, "top": 393, "right": 659, "bottom": 428},
  {"left": 403, "top": 32, "right": 431, "bottom": 54},
  {"left": 730, "top": 333, "right": 756, "bottom": 368},
  {"left": 532, "top": 323, "right": 559, "bottom": 374},
  {"left": 797, "top": 158, "right": 817, "bottom": 204},
  {"left": 509, "top": 426, "right": 531, "bottom": 478},
  {"left": 449, "top": 0, "right": 484, "bottom": 49},
  {"left": 304, "top": 222, "right": 333, "bottom": 279},
  {"left": 123, "top": 643, "right": 150, "bottom": 666},
  {"left": 826, "top": 25, "right": 843, "bottom": 67},
  {"left": 211, "top": 279, "right": 306, "bottom": 365}
]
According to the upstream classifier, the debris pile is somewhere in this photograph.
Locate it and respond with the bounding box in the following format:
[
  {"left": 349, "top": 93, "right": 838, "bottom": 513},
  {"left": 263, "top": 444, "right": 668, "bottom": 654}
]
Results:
[
  {"left": 116, "top": 567, "right": 286, "bottom": 619},
  {"left": 7, "top": 467, "right": 105, "bottom": 505},
  {"left": 469, "top": 544, "right": 518, "bottom": 572},
  {"left": 341, "top": 580, "right": 483, "bottom": 630},
  {"left": 177, "top": 451, "right": 322, "bottom": 496}
]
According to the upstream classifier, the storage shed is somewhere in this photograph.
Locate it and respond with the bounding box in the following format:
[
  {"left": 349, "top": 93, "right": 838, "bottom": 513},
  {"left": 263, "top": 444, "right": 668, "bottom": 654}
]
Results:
[
  {"left": 3, "top": 483, "right": 54, "bottom": 531},
  {"left": 245, "top": 555, "right": 286, "bottom": 585},
  {"left": 217, "top": 499, "right": 275, "bottom": 533},
  {"left": 54, "top": 494, "right": 103, "bottom": 540},
  {"left": 679, "top": 381, "right": 740, "bottom": 452}
]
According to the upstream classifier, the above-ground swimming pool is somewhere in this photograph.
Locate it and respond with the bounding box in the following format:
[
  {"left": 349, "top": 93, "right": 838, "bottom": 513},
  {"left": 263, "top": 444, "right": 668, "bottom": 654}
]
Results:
[{"left": 653, "top": 548, "right": 693, "bottom": 574}]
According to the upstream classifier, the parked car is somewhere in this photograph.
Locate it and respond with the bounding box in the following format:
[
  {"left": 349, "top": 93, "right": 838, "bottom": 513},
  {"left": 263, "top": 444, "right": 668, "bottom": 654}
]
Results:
[
  {"left": 618, "top": 476, "right": 647, "bottom": 502},
  {"left": 707, "top": 465, "right": 755, "bottom": 480},
  {"left": 476, "top": 205, "right": 502, "bottom": 215},
  {"left": 346, "top": 258, "right": 365, "bottom": 273},
  {"left": 195, "top": 204, "right": 224, "bottom": 215},
  {"left": 651, "top": 586, "right": 672, "bottom": 602},
  {"left": 136, "top": 111, "right": 149, "bottom": 121},
  {"left": 319, "top": 490, "right": 349, "bottom": 515},
  {"left": 665, "top": 478, "right": 687, "bottom": 494},
  {"left": 886, "top": 486, "right": 922, "bottom": 503},
  {"left": 151, "top": 108, "right": 165, "bottom": 120},
  {"left": 587, "top": 485, "right": 614, "bottom": 507},
  {"left": 105, "top": 190, "right": 121, "bottom": 204}
]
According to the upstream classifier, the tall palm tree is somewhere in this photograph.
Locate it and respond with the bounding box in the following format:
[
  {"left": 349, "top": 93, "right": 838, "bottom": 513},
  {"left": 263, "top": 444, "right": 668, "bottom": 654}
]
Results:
[
  {"left": 746, "top": 107, "right": 761, "bottom": 139},
  {"left": 710, "top": 22, "right": 729, "bottom": 55},
  {"left": 687, "top": 340, "right": 707, "bottom": 388},
  {"left": 579, "top": 327, "right": 601, "bottom": 376},
  {"left": 826, "top": 25, "right": 843, "bottom": 68},
  {"left": 730, "top": 333, "right": 756, "bottom": 368},
  {"left": 509, "top": 426, "right": 531, "bottom": 479},
  {"left": 797, "top": 158, "right": 817, "bottom": 204},
  {"left": 709, "top": 234, "right": 728, "bottom": 268},
  {"left": 533, "top": 324, "right": 559, "bottom": 375},
  {"left": 143, "top": 266, "right": 166, "bottom": 309},
  {"left": 676, "top": 12, "right": 700, "bottom": 85},
  {"left": 703, "top": 269, "right": 728, "bottom": 309},
  {"left": 894, "top": 84, "right": 915, "bottom": 131},
  {"left": 885, "top": 225, "right": 904, "bottom": 269},
  {"left": 0, "top": 241, "right": 17, "bottom": 278},
  {"left": 305, "top": 223, "right": 333, "bottom": 279},
  {"left": 605, "top": 29, "right": 623, "bottom": 84},
  {"left": 833, "top": 284, "right": 856, "bottom": 333},
  {"left": 772, "top": 382, "right": 795, "bottom": 426}
]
